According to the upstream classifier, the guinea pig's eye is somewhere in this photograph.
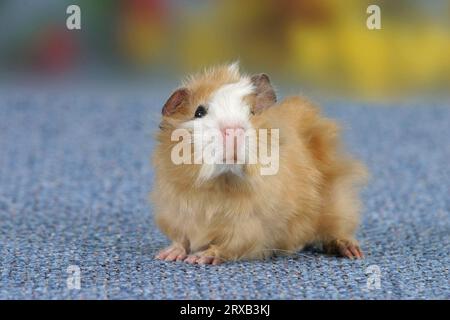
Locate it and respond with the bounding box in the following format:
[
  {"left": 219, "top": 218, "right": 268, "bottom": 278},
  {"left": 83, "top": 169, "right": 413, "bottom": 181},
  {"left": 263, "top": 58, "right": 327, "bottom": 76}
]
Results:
[{"left": 194, "top": 105, "right": 207, "bottom": 118}]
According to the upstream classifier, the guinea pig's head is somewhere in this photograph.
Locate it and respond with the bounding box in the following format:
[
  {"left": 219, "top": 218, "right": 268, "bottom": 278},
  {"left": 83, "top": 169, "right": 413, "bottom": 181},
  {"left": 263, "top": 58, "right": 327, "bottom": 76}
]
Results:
[{"left": 156, "top": 63, "right": 276, "bottom": 185}]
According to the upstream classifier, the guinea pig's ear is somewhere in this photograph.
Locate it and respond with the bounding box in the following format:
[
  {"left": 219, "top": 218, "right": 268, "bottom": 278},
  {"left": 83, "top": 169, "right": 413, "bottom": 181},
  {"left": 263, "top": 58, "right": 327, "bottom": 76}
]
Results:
[
  {"left": 251, "top": 73, "right": 276, "bottom": 113},
  {"left": 162, "top": 88, "right": 189, "bottom": 116}
]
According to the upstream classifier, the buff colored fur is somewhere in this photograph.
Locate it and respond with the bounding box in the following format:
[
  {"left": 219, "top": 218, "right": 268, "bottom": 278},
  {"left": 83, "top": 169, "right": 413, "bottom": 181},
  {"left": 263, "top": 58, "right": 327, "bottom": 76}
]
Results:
[{"left": 151, "top": 65, "right": 368, "bottom": 263}]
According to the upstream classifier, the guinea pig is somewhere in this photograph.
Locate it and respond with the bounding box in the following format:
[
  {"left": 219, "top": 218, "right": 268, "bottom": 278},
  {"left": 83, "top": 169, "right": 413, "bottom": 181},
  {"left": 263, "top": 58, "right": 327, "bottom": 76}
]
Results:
[{"left": 151, "top": 63, "right": 368, "bottom": 265}]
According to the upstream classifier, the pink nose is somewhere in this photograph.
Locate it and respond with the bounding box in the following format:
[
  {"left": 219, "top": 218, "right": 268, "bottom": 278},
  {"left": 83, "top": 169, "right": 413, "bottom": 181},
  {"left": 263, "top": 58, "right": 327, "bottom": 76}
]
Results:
[{"left": 220, "top": 126, "right": 245, "bottom": 138}]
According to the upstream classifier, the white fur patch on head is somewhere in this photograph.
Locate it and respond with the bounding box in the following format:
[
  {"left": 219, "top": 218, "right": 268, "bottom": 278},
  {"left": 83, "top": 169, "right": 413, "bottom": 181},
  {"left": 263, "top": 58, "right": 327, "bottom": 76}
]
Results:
[
  {"left": 182, "top": 76, "right": 255, "bottom": 183},
  {"left": 208, "top": 77, "right": 254, "bottom": 126}
]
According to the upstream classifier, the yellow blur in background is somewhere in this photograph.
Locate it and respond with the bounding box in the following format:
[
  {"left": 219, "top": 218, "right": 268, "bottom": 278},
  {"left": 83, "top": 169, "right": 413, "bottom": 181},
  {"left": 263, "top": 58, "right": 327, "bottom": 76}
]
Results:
[
  {"left": 0, "top": 0, "right": 449, "bottom": 100},
  {"left": 172, "top": 0, "right": 450, "bottom": 99}
]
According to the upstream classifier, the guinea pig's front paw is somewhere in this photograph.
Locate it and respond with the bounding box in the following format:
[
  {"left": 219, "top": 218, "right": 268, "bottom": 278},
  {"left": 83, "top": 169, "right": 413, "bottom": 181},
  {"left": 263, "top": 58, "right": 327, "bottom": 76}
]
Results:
[
  {"left": 155, "top": 243, "right": 188, "bottom": 262},
  {"left": 184, "top": 248, "right": 223, "bottom": 265}
]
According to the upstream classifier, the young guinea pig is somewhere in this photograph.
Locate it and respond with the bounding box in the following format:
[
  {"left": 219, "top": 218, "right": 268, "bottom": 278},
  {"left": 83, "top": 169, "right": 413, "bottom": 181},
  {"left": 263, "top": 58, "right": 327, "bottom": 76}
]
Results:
[{"left": 151, "top": 63, "right": 368, "bottom": 265}]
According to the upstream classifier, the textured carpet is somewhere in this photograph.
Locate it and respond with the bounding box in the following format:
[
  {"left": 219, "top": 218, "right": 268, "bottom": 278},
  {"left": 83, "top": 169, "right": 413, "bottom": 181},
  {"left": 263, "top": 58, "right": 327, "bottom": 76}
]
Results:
[{"left": 0, "top": 90, "right": 448, "bottom": 299}]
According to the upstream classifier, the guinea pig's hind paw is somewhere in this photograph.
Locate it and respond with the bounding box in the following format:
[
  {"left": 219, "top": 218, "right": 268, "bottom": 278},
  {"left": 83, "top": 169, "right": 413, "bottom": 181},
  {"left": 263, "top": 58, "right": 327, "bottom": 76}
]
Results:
[
  {"left": 326, "top": 239, "right": 364, "bottom": 260},
  {"left": 155, "top": 244, "right": 187, "bottom": 262}
]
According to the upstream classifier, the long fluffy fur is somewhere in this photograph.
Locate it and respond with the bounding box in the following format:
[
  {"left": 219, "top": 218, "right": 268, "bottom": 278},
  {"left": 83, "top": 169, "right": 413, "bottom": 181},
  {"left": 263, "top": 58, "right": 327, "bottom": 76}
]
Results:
[{"left": 151, "top": 65, "right": 368, "bottom": 262}]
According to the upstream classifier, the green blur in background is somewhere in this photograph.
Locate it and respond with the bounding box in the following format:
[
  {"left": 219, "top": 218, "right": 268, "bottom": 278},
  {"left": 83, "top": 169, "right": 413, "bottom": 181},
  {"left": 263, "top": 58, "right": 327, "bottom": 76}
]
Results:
[{"left": 0, "top": 0, "right": 449, "bottom": 100}]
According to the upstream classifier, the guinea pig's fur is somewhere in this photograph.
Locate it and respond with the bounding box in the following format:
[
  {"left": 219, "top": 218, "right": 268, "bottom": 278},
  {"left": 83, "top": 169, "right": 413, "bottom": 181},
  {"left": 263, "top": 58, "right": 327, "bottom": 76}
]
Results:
[{"left": 151, "top": 63, "right": 368, "bottom": 265}]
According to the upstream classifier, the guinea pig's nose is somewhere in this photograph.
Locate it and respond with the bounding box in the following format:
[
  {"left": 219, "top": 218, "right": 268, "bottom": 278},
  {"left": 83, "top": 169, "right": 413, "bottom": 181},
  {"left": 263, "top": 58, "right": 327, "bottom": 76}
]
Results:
[{"left": 220, "top": 125, "right": 245, "bottom": 138}]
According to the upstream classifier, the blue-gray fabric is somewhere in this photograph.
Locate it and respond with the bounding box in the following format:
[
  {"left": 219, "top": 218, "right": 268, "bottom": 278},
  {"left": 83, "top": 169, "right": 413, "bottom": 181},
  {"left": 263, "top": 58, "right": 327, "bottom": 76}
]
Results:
[{"left": 0, "top": 92, "right": 448, "bottom": 299}]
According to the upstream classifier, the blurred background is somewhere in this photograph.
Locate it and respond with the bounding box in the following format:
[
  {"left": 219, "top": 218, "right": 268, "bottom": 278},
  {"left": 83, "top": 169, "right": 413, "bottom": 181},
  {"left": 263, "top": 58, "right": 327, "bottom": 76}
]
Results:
[{"left": 0, "top": 0, "right": 449, "bottom": 100}]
